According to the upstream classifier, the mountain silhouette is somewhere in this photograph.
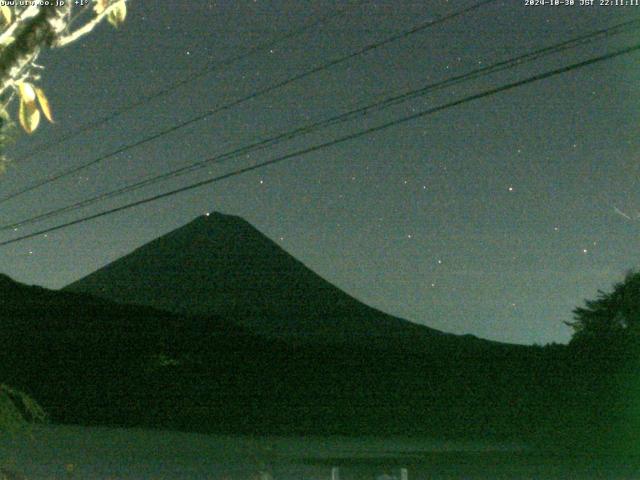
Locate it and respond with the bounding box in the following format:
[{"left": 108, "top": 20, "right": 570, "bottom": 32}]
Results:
[
  {"left": 0, "top": 214, "right": 612, "bottom": 444},
  {"left": 55, "top": 213, "right": 567, "bottom": 438},
  {"left": 65, "top": 212, "right": 456, "bottom": 347}
]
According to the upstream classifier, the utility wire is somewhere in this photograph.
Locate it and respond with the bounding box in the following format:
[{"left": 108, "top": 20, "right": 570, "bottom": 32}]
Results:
[
  {"left": 0, "top": 0, "right": 499, "bottom": 205},
  {"left": 2, "top": 18, "right": 638, "bottom": 232},
  {"left": 1, "top": 42, "right": 638, "bottom": 247},
  {"left": 13, "top": 2, "right": 361, "bottom": 164}
]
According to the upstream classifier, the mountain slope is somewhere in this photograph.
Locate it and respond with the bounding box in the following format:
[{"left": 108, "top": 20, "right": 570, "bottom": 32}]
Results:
[{"left": 65, "top": 212, "right": 471, "bottom": 347}]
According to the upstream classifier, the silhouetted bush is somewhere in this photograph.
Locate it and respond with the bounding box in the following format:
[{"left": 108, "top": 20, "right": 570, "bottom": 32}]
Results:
[{"left": 561, "top": 270, "right": 640, "bottom": 453}]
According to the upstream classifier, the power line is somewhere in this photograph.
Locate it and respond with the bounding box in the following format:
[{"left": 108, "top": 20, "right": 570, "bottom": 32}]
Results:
[
  {"left": 13, "top": 2, "right": 361, "bottom": 164},
  {"left": 0, "top": 0, "right": 499, "bottom": 205},
  {"left": 2, "top": 18, "right": 638, "bottom": 232},
  {"left": 2, "top": 42, "right": 637, "bottom": 247}
]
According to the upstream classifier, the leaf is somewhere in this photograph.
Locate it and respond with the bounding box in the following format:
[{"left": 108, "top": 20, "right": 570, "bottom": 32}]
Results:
[
  {"left": 18, "top": 98, "right": 40, "bottom": 134},
  {"left": 93, "top": 0, "right": 109, "bottom": 14},
  {"left": 0, "top": 384, "right": 46, "bottom": 432},
  {"left": 35, "top": 87, "right": 53, "bottom": 123},
  {"left": 16, "top": 82, "right": 43, "bottom": 132},
  {"left": 107, "top": 0, "right": 127, "bottom": 28},
  {"left": 0, "top": 6, "right": 12, "bottom": 25},
  {"left": 17, "top": 82, "right": 36, "bottom": 106}
]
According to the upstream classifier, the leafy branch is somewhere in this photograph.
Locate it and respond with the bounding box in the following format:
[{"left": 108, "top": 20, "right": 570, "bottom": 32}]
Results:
[
  {"left": 0, "top": 384, "right": 46, "bottom": 433},
  {"left": 0, "top": 0, "right": 127, "bottom": 136}
]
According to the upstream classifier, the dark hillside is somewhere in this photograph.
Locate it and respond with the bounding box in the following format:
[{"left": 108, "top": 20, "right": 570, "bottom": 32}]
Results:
[{"left": 0, "top": 274, "right": 559, "bottom": 439}]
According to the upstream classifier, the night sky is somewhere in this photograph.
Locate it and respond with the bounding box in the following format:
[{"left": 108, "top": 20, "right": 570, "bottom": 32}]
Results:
[{"left": 1, "top": 0, "right": 639, "bottom": 345}]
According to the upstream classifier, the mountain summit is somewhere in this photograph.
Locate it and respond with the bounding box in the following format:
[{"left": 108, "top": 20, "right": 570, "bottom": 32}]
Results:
[{"left": 65, "top": 212, "right": 445, "bottom": 345}]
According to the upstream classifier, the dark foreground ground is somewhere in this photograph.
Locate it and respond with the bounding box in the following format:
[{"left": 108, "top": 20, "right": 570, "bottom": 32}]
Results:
[{"left": 0, "top": 424, "right": 639, "bottom": 480}]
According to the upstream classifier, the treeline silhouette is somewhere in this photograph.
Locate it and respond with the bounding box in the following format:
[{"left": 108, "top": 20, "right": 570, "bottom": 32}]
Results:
[{"left": 553, "top": 270, "right": 640, "bottom": 453}]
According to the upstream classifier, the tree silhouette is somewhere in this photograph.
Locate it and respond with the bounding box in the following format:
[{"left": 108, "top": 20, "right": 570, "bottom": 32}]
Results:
[
  {"left": 562, "top": 270, "right": 640, "bottom": 452},
  {"left": 567, "top": 270, "right": 640, "bottom": 344}
]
